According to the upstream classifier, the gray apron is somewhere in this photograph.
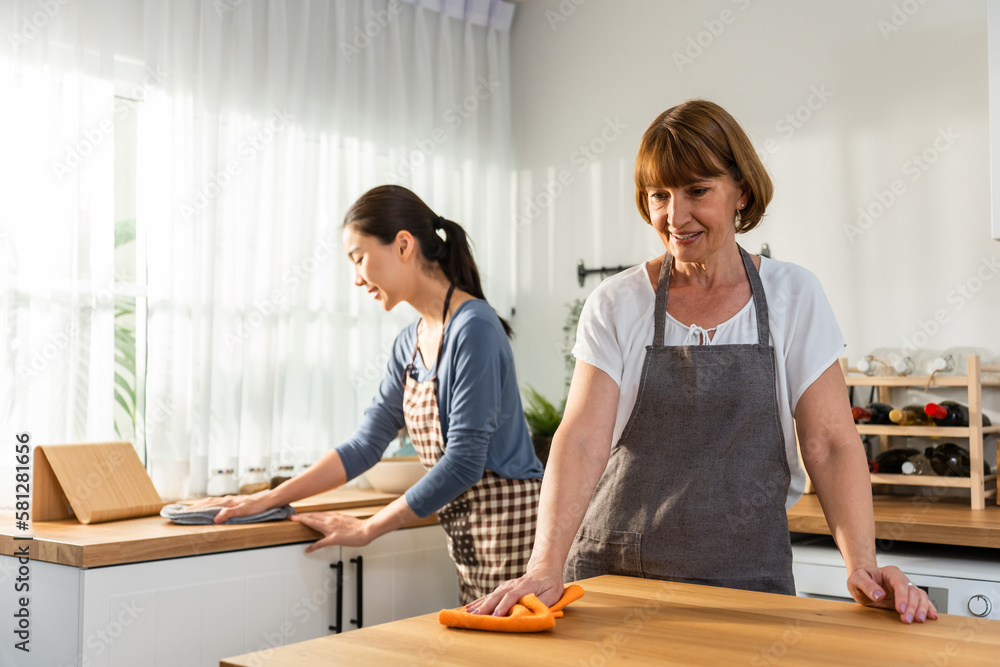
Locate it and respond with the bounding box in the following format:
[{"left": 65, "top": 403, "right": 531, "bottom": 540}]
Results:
[{"left": 565, "top": 247, "right": 794, "bottom": 595}]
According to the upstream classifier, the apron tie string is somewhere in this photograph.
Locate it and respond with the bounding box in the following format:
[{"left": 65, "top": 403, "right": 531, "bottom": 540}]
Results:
[{"left": 683, "top": 323, "right": 717, "bottom": 346}]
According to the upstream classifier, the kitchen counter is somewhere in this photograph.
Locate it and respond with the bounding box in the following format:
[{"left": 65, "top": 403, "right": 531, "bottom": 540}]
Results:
[
  {"left": 788, "top": 493, "right": 1000, "bottom": 549},
  {"left": 5, "top": 490, "right": 994, "bottom": 567},
  {"left": 0, "top": 487, "right": 436, "bottom": 567},
  {"left": 220, "top": 574, "right": 1000, "bottom": 666}
]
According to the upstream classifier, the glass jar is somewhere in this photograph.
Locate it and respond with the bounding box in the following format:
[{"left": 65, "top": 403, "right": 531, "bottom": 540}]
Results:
[
  {"left": 207, "top": 468, "right": 238, "bottom": 497},
  {"left": 239, "top": 467, "right": 271, "bottom": 495},
  {"left": 270, "top": 465, "right": 295, "bottom": 490}
]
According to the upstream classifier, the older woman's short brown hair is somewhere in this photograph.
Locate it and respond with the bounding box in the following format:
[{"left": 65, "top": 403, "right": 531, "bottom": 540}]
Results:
[{"left": 634, "top": 100, "right": 772, "bottom": 233}]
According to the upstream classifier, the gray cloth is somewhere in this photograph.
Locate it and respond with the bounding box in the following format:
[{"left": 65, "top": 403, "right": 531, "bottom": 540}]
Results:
[{"left": 161, "top": 503, "right": 296, "bottom": 525}]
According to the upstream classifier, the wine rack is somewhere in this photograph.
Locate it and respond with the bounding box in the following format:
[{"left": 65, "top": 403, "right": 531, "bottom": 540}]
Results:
[{"left": 842, "top": 355, "right": 1000, "bottom": 510}]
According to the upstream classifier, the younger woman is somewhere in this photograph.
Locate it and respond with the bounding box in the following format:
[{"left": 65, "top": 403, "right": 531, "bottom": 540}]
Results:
[{"left": 203, "top": 185, "right": 543, "bottom": 604}]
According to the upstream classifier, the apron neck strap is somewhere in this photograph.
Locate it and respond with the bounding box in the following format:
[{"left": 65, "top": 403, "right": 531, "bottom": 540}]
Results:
[
  {"left": 436, "top": 283, "right": 456, "bottom": 372},
  {"left": 653, "top": 246, "right": 769, "bottom": 346},
  {"left": 653, "top": 253, "right": 673, "bottom": 347},
  {"left": 408, "top": 283, "right": 457, "bottom": 378},
  {"left": 739, "top": 246, "right": 770, "bottom": 345}
]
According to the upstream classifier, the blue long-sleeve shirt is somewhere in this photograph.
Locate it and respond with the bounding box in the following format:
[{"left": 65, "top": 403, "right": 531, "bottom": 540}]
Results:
[{"left": 335, "top": 299, "right": 543, "bottom": 517}]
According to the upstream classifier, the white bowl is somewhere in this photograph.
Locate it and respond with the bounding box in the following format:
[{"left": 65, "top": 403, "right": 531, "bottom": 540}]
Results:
[{"left": 363, "top": 457, "right": 427, "bottom": 494}]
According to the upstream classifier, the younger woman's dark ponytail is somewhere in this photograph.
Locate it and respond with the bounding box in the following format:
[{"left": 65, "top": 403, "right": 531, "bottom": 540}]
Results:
[{"left": 343, "top": 185, "right": 513, "bottom": 337}]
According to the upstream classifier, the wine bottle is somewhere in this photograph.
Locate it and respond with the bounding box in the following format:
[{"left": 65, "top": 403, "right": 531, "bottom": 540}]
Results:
[
  {"left": 924, "top": 443, "right": 992, "bottom": 477},
  {"left": 924, "top": 401, "right": 992, "bottom": 428},
  {"left": 857, "top": 349, "right": 902, "bottom": 377},
  {"left": 934, "top": 347, "right": 999, "bottom": 376},
  {"left": 852, "top": 403, "right": 894, "bottom": 425},
  {"left": 892, "top": 356, "right": 916, "bottom": 376},
  {"left": 888, "top": 404, "right": 935, "bottom": 426},
  {"left": 900, "top": 451, "right": 933, "bottom": 476},
  {"left": 871, "top": 448, "right": 921, "bottom": 474},
  {"left": 929, "top": 354, "right": 956, "bottom": 375}
]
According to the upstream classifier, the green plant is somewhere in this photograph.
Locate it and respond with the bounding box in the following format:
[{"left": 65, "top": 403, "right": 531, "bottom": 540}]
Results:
[
  {"left": 113, "top": 218, "right": 137, "bottom": 442},
  {"left": 522, "top": 384, "right": 563, "bottom": 437}
]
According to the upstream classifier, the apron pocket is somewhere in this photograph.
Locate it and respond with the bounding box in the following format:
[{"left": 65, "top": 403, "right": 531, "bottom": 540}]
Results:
[{"left": 570, "top": 525, "right": 643, "bottom": 580}]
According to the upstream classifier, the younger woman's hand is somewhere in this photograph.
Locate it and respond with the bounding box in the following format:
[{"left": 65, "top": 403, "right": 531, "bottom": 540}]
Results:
[
  {"left": 290, "top": 512, "right": 374, "bottom": 552},
  {"left": 181, "top": 495, "right": 250, "bottom": 511},
  {"left": 178, "top": 493, "right": 275, "bottom": 524}
]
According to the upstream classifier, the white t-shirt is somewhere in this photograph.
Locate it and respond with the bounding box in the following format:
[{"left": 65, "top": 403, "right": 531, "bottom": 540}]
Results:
[{"left": 572, "top": 256, "right": 846, "bottom": 508}]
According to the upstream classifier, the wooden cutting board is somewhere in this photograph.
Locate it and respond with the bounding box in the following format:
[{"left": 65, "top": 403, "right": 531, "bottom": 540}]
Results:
[{"left": 33, "top": 442, "right": 165, "bottom": 524}]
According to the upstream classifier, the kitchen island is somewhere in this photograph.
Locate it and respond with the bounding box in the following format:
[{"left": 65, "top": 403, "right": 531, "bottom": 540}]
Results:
[{"left": 221, "top": 574, "right": 1000, "bottom": 666}]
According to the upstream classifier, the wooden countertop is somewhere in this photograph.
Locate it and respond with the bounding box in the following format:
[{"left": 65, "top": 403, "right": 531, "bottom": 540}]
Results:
[
  {"left": 0, "top": 488, "right": 436, "bottom": 568},
  {"left": 220, "top": 574, "right": 1000, "bottom": 667},
  {"left": 788, "top": 494, "right": 1000, "bottom": 549},
  {"left": 7, "top": 489, "right": 996, "bottom": 568}
]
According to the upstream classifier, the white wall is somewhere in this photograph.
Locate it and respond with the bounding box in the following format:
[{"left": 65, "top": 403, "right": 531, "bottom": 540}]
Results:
[{"left": 508, "top": 0, "right": 1000, "bottom": 403}]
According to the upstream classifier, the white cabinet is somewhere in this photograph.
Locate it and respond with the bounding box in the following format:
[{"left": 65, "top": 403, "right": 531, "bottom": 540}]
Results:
[
  {"left": 341, "top": 523, "right": 460, "bottom": 632},
  {"left": 0, "top": 525, "right": 457, "bottom": 667}
]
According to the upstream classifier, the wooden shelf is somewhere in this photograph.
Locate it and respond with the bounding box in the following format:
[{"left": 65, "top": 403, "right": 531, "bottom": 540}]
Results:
[
  {"left": 856, "top": 424, "right": 970, "bottom": 437},
  {"left": 856, "top": 424, "right": 999, "bottom": 436},
  {"left": 845, "top": 375, "right": 1000, "bottom": 387},
  {"left": 868, "top": 473, "right": 997, "bottom": 487},
  {"left": 843, "top": 355, "right": 997, "bottom": 509}
]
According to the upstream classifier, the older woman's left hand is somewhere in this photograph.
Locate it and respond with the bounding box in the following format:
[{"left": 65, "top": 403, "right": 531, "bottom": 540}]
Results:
[
  {"left": 848, "top": 565, "right": 938, "bottom": 623},
  {"left": 291, "top": 511, "right": 373, "bottom": 552}
]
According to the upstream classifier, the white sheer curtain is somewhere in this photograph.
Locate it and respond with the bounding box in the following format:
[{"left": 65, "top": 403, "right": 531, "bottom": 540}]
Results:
[
  {"left": 139, "top": 0, "right": 516, "bottom": 498},
  {"left": 0, "top": 0, "right": 515, "bottom": 505},
  {"left": 0, "top": 0, "right": 133, "bottom": 508}
]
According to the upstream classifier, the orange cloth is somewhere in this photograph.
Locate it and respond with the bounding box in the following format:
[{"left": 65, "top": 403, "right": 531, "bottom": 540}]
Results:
[{"left": 438, "top": 585, "right": 585, "bottom": 632}]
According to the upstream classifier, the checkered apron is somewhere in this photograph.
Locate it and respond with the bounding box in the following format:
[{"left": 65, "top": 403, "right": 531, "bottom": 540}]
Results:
[{"left": 402, "top": 288, "right": 540, "bottom": 604}]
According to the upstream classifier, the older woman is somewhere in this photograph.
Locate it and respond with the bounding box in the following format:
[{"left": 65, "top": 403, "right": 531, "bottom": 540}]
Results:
[{"left": 470, "top": 100, "right": 936, "bottom": 624}]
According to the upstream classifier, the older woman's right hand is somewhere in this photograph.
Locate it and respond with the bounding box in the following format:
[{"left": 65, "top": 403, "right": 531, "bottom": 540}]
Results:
[{"left": 465, "top": 566, "right": 565, "bottom": 617}]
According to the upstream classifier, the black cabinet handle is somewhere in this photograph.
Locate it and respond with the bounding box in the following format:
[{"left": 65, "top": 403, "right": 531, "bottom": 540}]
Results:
[
  {"left": 328, "top": 560, "right": 343, "bottom": 633},
  {"left": 350, "top": 556, "right": 363, "bottom": 629}
]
